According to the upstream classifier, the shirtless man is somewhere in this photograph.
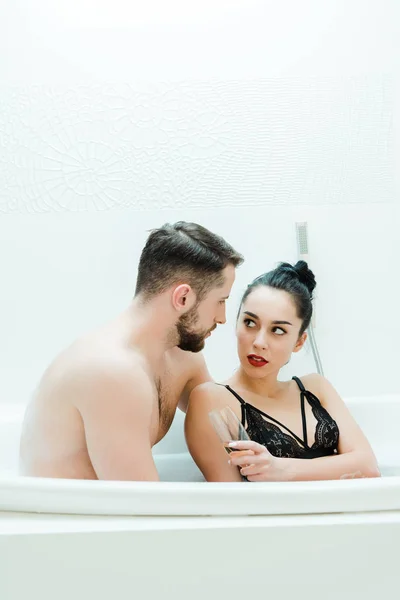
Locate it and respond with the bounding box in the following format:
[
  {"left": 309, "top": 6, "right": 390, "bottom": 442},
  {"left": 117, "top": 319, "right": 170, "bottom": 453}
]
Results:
[{"left": 19, "top": 221, "right": 243, "bottom": 481}]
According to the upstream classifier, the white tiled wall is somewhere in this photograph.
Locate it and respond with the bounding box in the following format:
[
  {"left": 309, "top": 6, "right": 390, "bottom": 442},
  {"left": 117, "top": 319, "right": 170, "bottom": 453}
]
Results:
[{"left": 0, "top": 1, "right": 398, "bottom": 404}]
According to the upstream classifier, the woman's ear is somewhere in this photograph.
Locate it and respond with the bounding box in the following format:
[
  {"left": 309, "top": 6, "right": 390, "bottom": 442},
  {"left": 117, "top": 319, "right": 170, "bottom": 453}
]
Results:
[{"left": 293, "top": 331, "right": 307, "bottom": 353}]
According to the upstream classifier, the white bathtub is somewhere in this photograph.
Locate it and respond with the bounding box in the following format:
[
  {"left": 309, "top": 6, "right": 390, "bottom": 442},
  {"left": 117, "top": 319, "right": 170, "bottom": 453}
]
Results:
[{"left": 1, "top": 395, "right": 400, "bottom": 600}]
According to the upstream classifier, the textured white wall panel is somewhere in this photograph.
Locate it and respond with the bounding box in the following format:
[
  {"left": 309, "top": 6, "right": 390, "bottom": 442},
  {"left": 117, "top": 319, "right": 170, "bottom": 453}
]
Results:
[
  {"left": 0, "top": 80, "right": 394, "bottom": 213},
  {"left": 0, "top": 0, "right": 398, "bottom": 405}
]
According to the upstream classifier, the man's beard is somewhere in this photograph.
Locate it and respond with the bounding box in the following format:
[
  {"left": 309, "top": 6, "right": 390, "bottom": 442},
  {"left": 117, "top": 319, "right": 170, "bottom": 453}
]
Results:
[{"left": 176, "top": 305, "right": 212, "bottom": 353}]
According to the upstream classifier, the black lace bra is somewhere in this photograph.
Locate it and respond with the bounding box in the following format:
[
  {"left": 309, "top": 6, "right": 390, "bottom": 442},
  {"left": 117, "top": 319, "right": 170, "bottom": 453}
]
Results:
[{"left": 224, "top": 376, "right": 339, "bottom": 459}]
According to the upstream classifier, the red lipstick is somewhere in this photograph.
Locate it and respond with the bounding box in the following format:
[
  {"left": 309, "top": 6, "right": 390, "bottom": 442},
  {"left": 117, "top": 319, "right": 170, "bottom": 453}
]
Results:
[{"left": 247, "top": 354, "right": 268, "bottom": 368}]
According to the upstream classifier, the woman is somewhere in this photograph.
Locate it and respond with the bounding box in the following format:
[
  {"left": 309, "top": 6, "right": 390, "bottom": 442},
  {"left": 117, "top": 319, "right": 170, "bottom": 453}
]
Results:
[{"left": 185, "top": 261, "right": 380, "bottom": 482}]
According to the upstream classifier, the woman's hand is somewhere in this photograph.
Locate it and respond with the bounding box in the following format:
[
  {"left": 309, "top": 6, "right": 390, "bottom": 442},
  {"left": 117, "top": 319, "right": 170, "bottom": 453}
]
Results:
[{"left": 227, "top": 440, "right": 291, "bottom": 482}]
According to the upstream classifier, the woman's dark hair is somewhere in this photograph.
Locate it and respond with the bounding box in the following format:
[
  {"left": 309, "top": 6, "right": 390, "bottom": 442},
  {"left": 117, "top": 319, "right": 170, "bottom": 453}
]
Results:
[
  {"left": 135, "top": 221, "right": 244, "bottom": 301},
  {"left": 238, "top": 260, "right": 316, "bottom": 336}
]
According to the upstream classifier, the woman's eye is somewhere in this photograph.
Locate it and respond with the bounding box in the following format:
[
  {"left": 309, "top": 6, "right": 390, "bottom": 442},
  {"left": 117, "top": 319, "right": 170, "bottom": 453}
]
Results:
[
  {"left": 244, "top": 318, "right": 256, "bottom": 328},
  {"left": 272, "top": 327, "right": 286, "bottom": 335}
]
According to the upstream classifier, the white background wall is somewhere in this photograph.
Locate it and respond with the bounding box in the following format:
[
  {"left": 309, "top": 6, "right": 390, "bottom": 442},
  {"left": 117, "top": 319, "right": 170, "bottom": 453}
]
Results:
[{"left": 0, "top": 0, "right": 399, "bottom": 405}]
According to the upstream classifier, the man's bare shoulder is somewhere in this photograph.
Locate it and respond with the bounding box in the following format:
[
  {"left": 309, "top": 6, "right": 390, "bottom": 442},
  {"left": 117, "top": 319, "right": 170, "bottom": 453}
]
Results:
[
  {"left": 42, "top": 341, "right": 154, "bottom": 409},
  {"left": 79, "top": 352, "right": 151, "bottom": 389}
]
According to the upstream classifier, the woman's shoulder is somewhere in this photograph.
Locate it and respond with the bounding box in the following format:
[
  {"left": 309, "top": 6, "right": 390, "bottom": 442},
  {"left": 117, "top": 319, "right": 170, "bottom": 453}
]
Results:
[
  {"left": 295, "top": 373, "right": 341, "bottom": 406},
  {"left": 296, "top": 373, "right": 325, "bottom": 388},
  {"left": 189, "top": 381, "right": 228, "bottom": 402},
  {"left": 188, "top": 381, "right": 238, "bottom": 414},
  {"left": 292, "top": 373, "right": 328, "bottom": 396}
]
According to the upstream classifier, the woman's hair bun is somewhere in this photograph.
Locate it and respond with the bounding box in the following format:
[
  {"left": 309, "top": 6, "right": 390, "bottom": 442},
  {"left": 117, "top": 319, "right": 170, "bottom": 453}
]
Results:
[
  {"left": 293, "top": 260, "right": 316, "bottom": 295},
  {"left": 276, "top": 260, "right": 316, "bottom": 296}
]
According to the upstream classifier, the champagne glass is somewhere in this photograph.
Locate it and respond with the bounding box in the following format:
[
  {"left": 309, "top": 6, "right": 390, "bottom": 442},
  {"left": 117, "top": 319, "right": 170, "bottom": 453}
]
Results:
[{"left": 208, "top": 406, "right": 250, "bottom": 454}]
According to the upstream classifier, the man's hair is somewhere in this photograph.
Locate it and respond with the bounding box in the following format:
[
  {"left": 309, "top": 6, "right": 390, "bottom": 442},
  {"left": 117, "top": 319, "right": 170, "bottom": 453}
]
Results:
[{"left": 135, "top": 221, "right": 243, "bottom": 301}]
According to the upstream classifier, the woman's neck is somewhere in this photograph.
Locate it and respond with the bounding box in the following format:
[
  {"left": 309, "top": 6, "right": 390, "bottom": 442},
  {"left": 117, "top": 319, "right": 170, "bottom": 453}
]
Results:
[{"left": 229, "top": 366, "right": 286, "bottom": 399}]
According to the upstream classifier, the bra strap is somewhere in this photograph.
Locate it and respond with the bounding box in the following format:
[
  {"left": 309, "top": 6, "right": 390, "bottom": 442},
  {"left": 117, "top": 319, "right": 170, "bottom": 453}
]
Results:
[
  {"left": 292, "top": 376, "right": 306, "bottom": 392},
  {"left": 224, "top": 385, "right": 247, "bottom": 427},
  {"left": 224, "top": 385, "right": 245, "bottom": 404},
  {"left": 292, "top": 377, "right": 308, "bottom": 447},
  {"left": 300, "top": 391, "right": 308, "bottom": 447}
]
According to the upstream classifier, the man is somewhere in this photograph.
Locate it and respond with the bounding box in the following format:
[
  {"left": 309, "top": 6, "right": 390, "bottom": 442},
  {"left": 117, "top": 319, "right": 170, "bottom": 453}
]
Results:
[{"left": 19, "top": 221, "right": 243, "bottom": 481}]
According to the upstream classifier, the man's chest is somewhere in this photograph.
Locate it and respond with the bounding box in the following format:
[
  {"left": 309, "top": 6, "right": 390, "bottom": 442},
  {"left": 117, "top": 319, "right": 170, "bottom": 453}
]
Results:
[{"left": 151, "top": 354, "right": 191, "bottom": 443}]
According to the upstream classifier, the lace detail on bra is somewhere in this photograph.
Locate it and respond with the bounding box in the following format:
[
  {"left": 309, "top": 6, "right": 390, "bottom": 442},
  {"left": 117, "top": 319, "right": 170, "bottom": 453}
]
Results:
[{"left": 225, "top": 378, "right": 339, "bottom": 460}]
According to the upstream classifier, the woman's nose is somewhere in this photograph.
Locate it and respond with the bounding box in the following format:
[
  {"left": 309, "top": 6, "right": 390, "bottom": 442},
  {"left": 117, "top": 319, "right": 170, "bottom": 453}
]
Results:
[{"left": 253, "top": 332, "right": 268, "bottom": 350}]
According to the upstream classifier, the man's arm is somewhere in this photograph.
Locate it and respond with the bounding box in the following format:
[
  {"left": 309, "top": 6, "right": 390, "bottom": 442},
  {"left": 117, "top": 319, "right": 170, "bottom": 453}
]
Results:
[
  {"left": 76, "top": 363, "right": 159, "bottom": 481},
  {"left": 178, "top": 352, "right": 212, "bottom": 413}
]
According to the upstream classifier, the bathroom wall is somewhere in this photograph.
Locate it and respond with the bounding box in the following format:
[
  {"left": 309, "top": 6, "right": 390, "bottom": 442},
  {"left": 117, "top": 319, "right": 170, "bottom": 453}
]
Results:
[{"left": 0, "top": 0, "right": 399, "bottom": 405}]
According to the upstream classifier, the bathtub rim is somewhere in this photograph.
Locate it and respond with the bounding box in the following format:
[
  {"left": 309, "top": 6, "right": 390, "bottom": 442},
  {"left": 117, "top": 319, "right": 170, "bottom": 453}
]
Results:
[{"left": 0, "top": 473, "right": 400, "bottom": 517}]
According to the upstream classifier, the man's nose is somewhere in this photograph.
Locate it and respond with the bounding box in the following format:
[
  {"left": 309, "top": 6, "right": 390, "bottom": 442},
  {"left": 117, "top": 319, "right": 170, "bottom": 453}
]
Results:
[{"left": 216, "top": 304, "right": 227, "bottom": 325}]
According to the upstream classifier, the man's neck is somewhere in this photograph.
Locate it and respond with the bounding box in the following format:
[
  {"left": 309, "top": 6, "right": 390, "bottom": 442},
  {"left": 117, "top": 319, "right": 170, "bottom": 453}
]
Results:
[{"left": 119, "top": 296, "right": 178, "bottom": 364}]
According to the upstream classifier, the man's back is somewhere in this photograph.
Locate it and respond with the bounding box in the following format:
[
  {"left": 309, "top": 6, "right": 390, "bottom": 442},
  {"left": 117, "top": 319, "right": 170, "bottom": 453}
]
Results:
[{"left": 19, "top": 313, "right": 209, "bottom": 480}]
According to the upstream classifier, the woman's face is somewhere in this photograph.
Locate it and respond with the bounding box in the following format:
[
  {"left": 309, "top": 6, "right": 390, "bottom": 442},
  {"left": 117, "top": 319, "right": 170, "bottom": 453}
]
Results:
[{"left": 236, "top": 286, "right": 307, "bottom": 378}]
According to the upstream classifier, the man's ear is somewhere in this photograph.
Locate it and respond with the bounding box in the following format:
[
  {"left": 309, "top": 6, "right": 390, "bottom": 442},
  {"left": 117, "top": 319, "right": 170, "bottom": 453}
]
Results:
[
  {"left": 171, "top": 284, "right": 196, "bottom": 313},
  {"left": 293, "top": 331, "right": 307, "bottom": 353}
]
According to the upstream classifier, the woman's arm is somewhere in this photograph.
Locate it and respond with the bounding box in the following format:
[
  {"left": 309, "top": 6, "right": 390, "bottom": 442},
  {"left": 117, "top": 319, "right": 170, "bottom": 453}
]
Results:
[
  {"left": 230, "top": 375, "right": 381, "bottom": 482},
  {"left": 184, "top": 382, "right": 244, "bottom": 482}
]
